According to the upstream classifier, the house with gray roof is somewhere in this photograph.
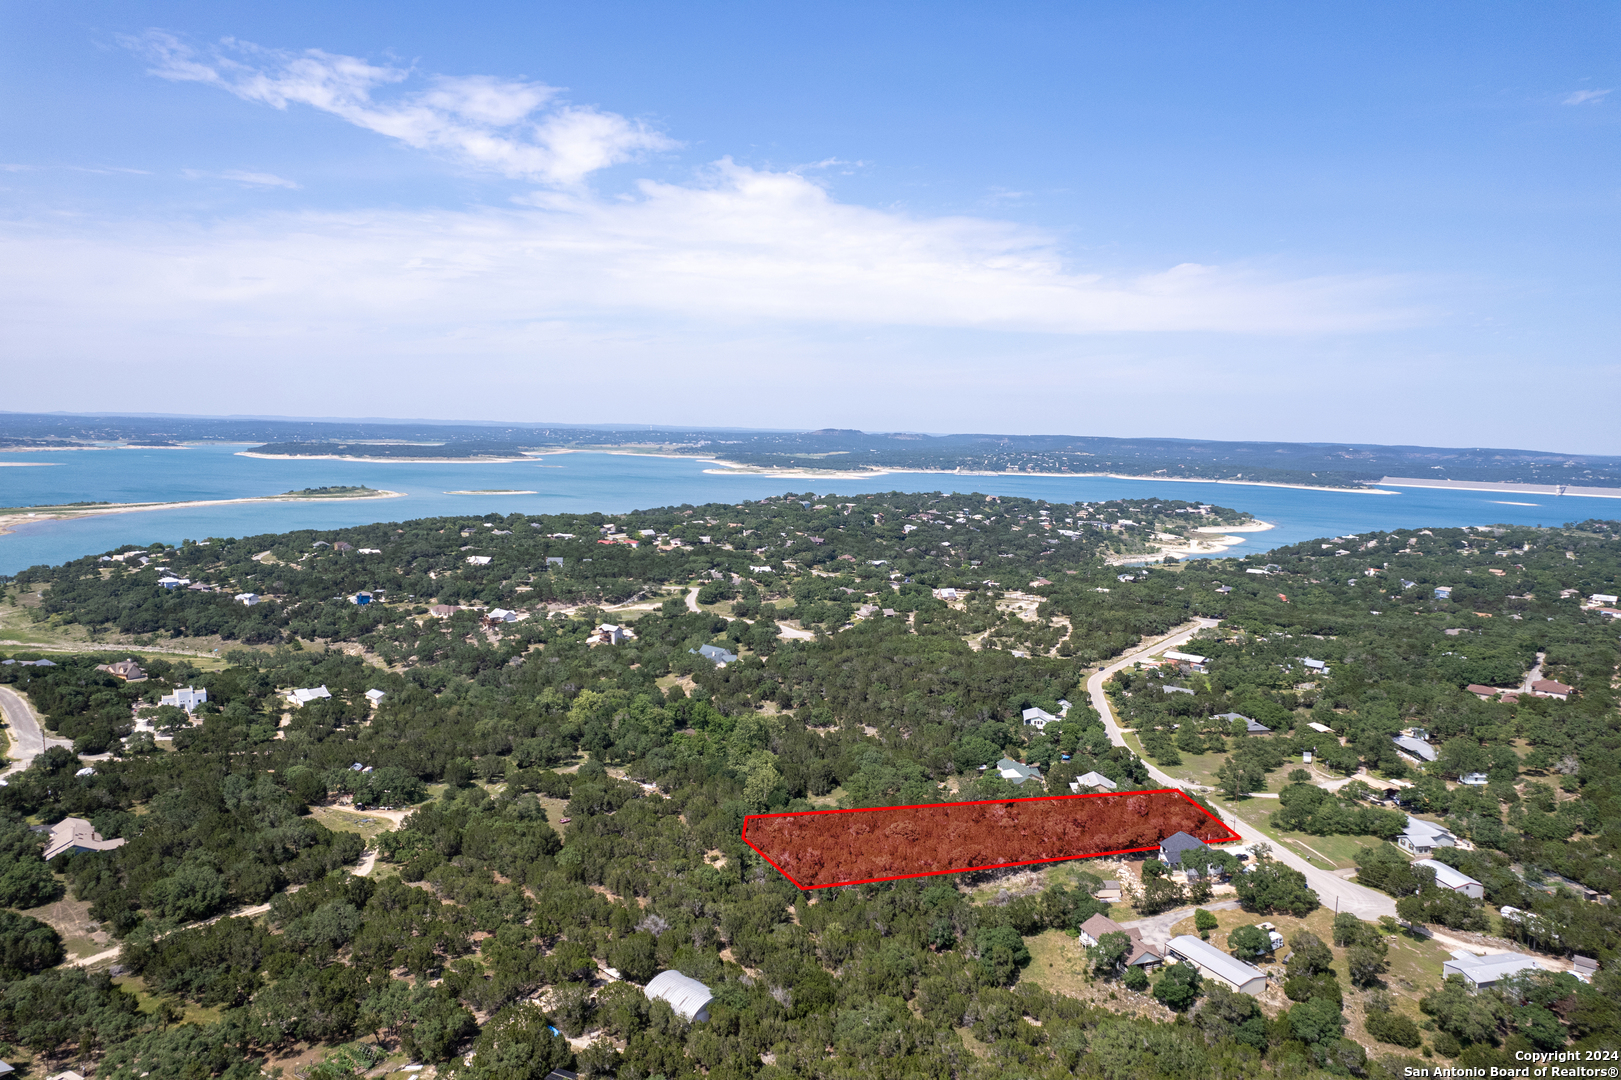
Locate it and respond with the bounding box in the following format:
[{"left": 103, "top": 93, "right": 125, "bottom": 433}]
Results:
[{"left": 995, "top": 757, "right": 1042, "bottom": 786}]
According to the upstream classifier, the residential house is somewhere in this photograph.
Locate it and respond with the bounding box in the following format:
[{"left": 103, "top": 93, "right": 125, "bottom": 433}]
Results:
[
  {"left": 1069, "top": 771, "right": 1118, "bottom": 792},
  {"left": 1216, "top": 712, "right": 1270, "bottom": 734},
  {"left": 429, "top": 604, "right": 457, "bottom": 617},
  {"left": 1165, "top": 936, "right": 1268, "bottom": 995},
  {"left": 1416, "top": 859, "right": 1484, "bottom": 899},
  {"left": 159, "top": 686, "right": 207, "bottom": 713},
  {"left": 1022, "top": 706, "right": 1059, "bottom": 730},
  {"left": 1465, "top": 684, "right": 1501, "bottom": 699},
  {"left": 1434, "top": 586, "right": 1453, "bottom": 599},
  {"left": 466, "top": 555, "right": 493, "bottom": 566},
  {"left": 1306, "top": 722, "right": 1335, "bottom": 734},
  {"left": 1531, "top": 679, "right": 1573, "bottom": 701},
  {"left": 1397, "top": 815, "right": 1456, "bottom": 855},
  {"left": 693, "top": 644, "right": 738, "bottom": 666},
  {"left": 1159, "top": 685, "right": 1194, "bottom": 695},
  {"left": 96, "top": 660, "right": 147, "bottom": 682},
  {"left": 349, "top": 591, "right": 372, "bottom": 605},
  {"left": 234, "top": 592, "right": 260, "bottom": 606},
  {"left": 44, "top": 817, "right": 126, "bottom": 861},
  {"left": 1300, "top": 657, "right": 1329, "bottom": 674},
  {"left": 1077, "top": 914, "right": 1165, "bottom": 968},
  {"left": 1442, "top": 950, "right": 1544, "bottom": 991},
  {"left": 1093, "top": 879, "right": 1123, "bottom": 902},
  {"left": 1215, "top": 585, "right": 1233, "bottom": 594},
  {"left": 995, "top": 757, "right": 1043, "bottom": 786},
  {"left": 1572, "top": 956, "right": 1599, "bottom": 983},
  {"left": 484, "top": 608, "right": 519, "bottom": 625},
  {"left": 1459, "top": 772, "right": 1489, "bottom": 786},
  {"left": 1159, "top": 831, "right": 1217, "bottom": 874},
  {"left": 288, "top": 686, "right": 332, "bottom": 707},
  {"left": 644, "top": 971, "right": 714, "bottom": 1022},
  {"left": 594, "top": 624, "right": 630, "bottom": 645},
  {"left": 365, "top": 689, "right": 386, "bottom": 704}
]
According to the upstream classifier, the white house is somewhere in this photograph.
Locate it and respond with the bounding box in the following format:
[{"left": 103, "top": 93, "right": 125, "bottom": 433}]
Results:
[
  {"left": 234, "top": 593, "right": 260, "bottom": 606},
  {"left": 1165, "top": 936, "right": 1268, "bottom": 995},
  {"left": 1162, "top": 650, "right": 1208, "bottom": 665},
  {"left": 594, "top": 624, "right": 630, "bottom": 645},
  {"left": 1306, "top": 722, "right": 1335, "bottom": 734},
  {"left": 644, "top": 971, "right": 714, "bottom": 1022},
  {"left": 1416, "top": 859, "right": 1484, "bottom": 899},
  {"left": 1069, "top": 771, "right": 1117, "bottom": 792},
  {"left": 466, "top": 555, "right": 492, "bottom": 566},
  {"left": 1398, "top": 816, "right": 1456, "bottom": 855},
  {"left": 288, "top": 685, "right": 332, "bottom": 707},
  {"left": 1021, "top": 706, "right": 1059, "bottom": 730},
  {"left": 159, "top": 686, "right": 207, "bottom": 712},
  {"left": 1442, "top": 950, "right": 1544, "bottom": 991},
  {"left": 1459, "top": 772, "right": 1489, "bottom": 786},
  {"left": 365, "top": 689, "right": 386, "bottom": 704}
]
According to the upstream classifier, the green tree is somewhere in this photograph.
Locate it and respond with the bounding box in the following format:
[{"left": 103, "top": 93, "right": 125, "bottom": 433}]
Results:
[
  {"left": 1227, "top": 924, "right": 1271, "bottom": 961},
  {"left": 1194, "top": 909, "right": 1219, "bottom": 938},
  {"left": 1153, "top": 962, "right": 1202, "bottom": 1011}
]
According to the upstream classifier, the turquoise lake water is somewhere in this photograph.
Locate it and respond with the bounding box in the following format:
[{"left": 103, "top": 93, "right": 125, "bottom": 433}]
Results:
[{"left": 0, "top": 444, "right": 1614, "bottom": 574}]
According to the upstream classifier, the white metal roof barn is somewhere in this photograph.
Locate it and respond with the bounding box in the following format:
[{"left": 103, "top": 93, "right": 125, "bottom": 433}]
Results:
[{"left": 644, "top": 971, "right": 715, "bottom": 1022}]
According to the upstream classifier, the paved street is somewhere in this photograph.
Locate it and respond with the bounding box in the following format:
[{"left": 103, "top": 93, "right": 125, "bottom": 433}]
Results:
[
  {"left": 0, "top": 685, "right": 73, "bottom": 780},
  {"left": 1085, "top": 622, "right": 1397, "bottom": 921}
]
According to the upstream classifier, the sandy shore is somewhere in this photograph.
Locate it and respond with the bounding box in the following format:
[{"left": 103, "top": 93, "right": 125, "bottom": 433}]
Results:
[
  {"left": 236, "top": 451, "right": 541, "bottom": 464},
  {"left": 1107, "top": 522, "right": 1272, "bottom": 564},
  {"left": 0, "top": 490, "right": 405, "bottom": 538},
  {"left": 444, "top": 490, "right": 538, "bottom": 495},
  {"left": 702, "top": 461, "right": 1396, "bottom": 493}
]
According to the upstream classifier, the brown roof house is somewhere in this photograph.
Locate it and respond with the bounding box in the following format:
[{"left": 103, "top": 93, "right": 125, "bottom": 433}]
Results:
[
  {"left": 44, "top": 817, "right": 126, "bottom": 861},
  {"left": 95, "top": 660, "right": 147, "bottom": 682},
  {"left": 1077, "top": 914, "right": 1164, "bottom": 968},
  {"left": 1531, "top": 680, "right": 1574, "bottom": 701}
]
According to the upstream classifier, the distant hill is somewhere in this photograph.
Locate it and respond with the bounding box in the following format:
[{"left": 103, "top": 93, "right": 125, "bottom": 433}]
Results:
[{"left": 4, "top": 411, "right": 1619, "bottom": 489}]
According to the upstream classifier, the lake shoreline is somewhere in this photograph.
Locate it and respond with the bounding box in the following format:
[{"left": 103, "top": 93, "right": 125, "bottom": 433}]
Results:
[{"left": 0, "top": 490, "right": 406, "bottom": 538}]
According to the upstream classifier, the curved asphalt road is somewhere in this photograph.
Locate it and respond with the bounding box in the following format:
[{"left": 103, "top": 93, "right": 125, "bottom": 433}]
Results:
[
  {"left": 0, "top": 685, "right": 72, "bottom": 780},
  {"left": 1086, "top": 620, "right": 1397, "bottom": 921}
]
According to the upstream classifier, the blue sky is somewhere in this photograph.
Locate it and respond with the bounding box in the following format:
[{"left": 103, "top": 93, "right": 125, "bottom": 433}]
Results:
[{"left": 2, "top": 2, "right": 1617, "bottom": 450}]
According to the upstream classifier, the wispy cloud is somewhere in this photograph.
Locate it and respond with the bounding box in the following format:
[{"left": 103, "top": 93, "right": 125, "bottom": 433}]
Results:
[
  {"left": 129, "top": 31, "right": 675, "bottom": 186},
  {"left": 182, "top": 168, "right": 300, "bottom": 188},
  {"left": 0, "top": 159, "right": 1422, "bottom": 339},
  {"left": 1563, "top": 88, "right": 1611, "bottom": 105}
]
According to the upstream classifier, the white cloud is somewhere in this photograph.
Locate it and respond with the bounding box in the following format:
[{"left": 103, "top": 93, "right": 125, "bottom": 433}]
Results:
[
  {"left": 0, "top": 158, "right": 1420, "bottom": 342},
  {"left": 182, "top": 169, "right": 300, "bottom": 188},
  {"left": 1563, "top": 88, "right": 1611, "bottom": 105},
  {"left": 130, "top": 32, "right": 675, "bottom": 186}
]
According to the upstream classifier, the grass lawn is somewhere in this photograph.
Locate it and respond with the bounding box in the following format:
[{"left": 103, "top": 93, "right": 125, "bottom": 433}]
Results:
[
  {"left": 113, "top": 974, "right": 224, "bottom": 1026},
  {"left": 1022, "top": 928, "right": 1173, "bottom": 1019},
  {"left": 1215, "top": 798, "right": 1382, "bottom": 871},
  {"left": 310, "top": 806, "right": 395, "bottom": 838}
]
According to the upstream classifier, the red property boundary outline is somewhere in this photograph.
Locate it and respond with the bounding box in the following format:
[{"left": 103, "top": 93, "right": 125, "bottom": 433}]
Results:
[{"left": 742, "top": 788, "right": 1242, "bottom": 890}]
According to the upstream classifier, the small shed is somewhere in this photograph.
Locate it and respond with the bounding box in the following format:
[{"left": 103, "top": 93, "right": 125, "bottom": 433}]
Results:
[{"left": 645, "top": 970, "right": 714, "bottom": 1022}]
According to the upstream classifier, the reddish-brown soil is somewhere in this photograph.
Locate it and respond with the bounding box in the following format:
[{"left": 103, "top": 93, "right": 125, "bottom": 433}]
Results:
[{"left": 743, "top": 790, "right": 1237, "bottom": 889}]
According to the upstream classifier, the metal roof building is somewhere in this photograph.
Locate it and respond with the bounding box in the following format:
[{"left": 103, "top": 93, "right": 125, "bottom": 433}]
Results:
[
  {"left": 1416, "top": 859, "right": 1484, "bottom": 899},
  {"left": 1443, "top": 950, "right": 1544, "bottom": 991},
  {"left": 1165, "top": 935, "right": 1268, "bottom": 995},
  {"left": 644, "top": 971, "right": 714, "bottom": 1022}
]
